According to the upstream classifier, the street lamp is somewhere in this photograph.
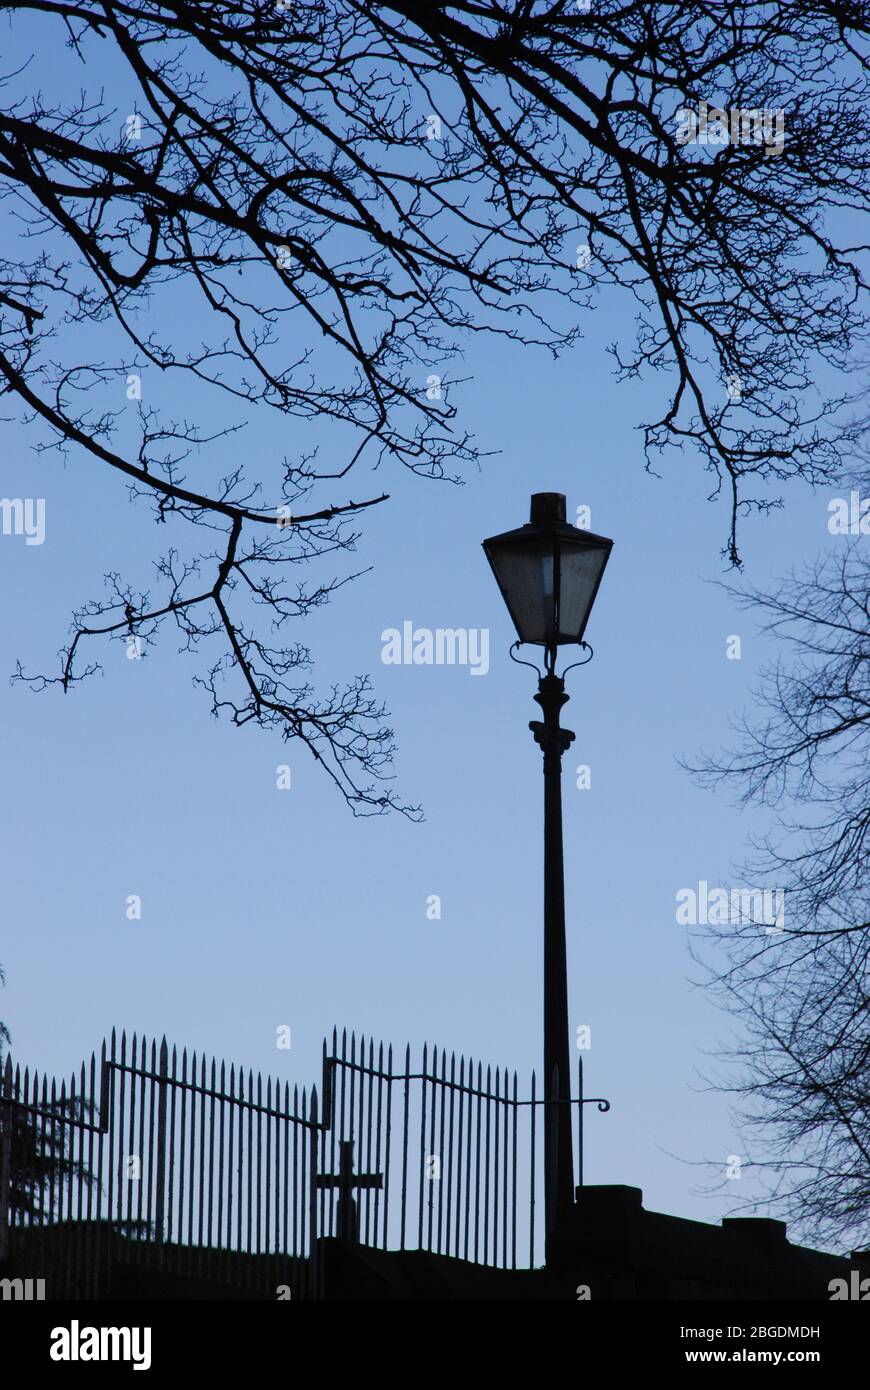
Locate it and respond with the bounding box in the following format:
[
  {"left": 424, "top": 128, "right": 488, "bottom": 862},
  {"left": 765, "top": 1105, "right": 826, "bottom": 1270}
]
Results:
[{"left": 483, "top": 492, "right": 613, "bottom": 1259}]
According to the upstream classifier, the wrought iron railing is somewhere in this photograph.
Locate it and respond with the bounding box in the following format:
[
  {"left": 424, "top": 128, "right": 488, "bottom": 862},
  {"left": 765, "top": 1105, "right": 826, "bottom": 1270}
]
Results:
[{"left": 0, "top": 1027, "right": 608, "bottom": 1298}]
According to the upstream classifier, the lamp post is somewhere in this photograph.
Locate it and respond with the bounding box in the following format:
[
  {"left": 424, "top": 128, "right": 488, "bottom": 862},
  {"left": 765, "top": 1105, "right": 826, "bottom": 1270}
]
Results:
[{"left": 483, "top": 493, "right": 613, "bottom": 1259}]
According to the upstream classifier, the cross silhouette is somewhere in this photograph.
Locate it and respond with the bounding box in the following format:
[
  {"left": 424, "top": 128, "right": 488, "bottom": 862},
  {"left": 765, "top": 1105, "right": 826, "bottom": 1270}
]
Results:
[{"left": 315, "top": 1140, "right": 382, "bottom": 1243}]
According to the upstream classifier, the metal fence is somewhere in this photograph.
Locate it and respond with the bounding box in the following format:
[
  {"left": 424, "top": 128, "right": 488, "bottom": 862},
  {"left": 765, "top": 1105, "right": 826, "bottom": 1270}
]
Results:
[{"left": 0, "top": 1027, "right": 608, "bottom": 1299}]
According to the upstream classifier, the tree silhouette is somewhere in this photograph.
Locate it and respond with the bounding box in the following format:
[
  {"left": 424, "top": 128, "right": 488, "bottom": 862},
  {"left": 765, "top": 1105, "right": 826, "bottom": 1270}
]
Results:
[
  {"left": 0, "top": 971, "right": 96, "bottom": 1229},
  {"left": 0, "top": 965, "right": 9, "bottom": 1058},
  {"left": 2, "top": 2, "right": 868, "bottom": 808},
  {"left": 686, "top": 538, "right": 870, "bottom": 1249}
]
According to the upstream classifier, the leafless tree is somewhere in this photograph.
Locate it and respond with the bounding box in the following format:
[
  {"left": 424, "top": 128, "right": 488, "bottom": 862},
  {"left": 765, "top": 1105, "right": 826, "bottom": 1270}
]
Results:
[
  {"left": 1, "top": 2, "right": 868, "bottom": 809},
  {"left": 0, "top": 966, "right": 9, "bottom": 1057},
  {"left": 0, "top": 969, "right": 96, "bottom": 1224},
  {"left": 687, "top": 538, "right": 869, "bottom": 1249}
]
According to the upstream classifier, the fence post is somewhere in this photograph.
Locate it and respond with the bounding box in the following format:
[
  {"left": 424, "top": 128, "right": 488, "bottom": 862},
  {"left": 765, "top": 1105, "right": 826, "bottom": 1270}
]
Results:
[
  {"left": 154, "top": 1039, "right": 168, "bottom": 1250},
  {"left": 577, "top": 1053, "right": 584, "bottom": 1191},
  {"left": 0, "top": 1056, "right": 12, "bottom": 1267},
  {"left": 308, "top": 1088, "right": 320, "bottom": 1299}
]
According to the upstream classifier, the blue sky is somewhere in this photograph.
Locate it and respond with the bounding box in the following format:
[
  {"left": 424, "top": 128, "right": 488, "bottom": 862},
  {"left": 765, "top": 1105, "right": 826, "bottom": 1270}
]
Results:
[
  {"left": 1, "top": 308, "right": 848, "bottom": 1242},
  {"left": 0, "top": 5, "right": 860, "bottom": 1252}
]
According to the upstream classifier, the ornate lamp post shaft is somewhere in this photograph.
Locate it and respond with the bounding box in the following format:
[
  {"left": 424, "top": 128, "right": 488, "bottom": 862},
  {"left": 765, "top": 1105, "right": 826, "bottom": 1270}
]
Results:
[
  {"left": 483, "top": 491, "right": 613, "bottom": 1265},
  {"left": 530, "top": 674, "right": 576, "bottom": 1255}
]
